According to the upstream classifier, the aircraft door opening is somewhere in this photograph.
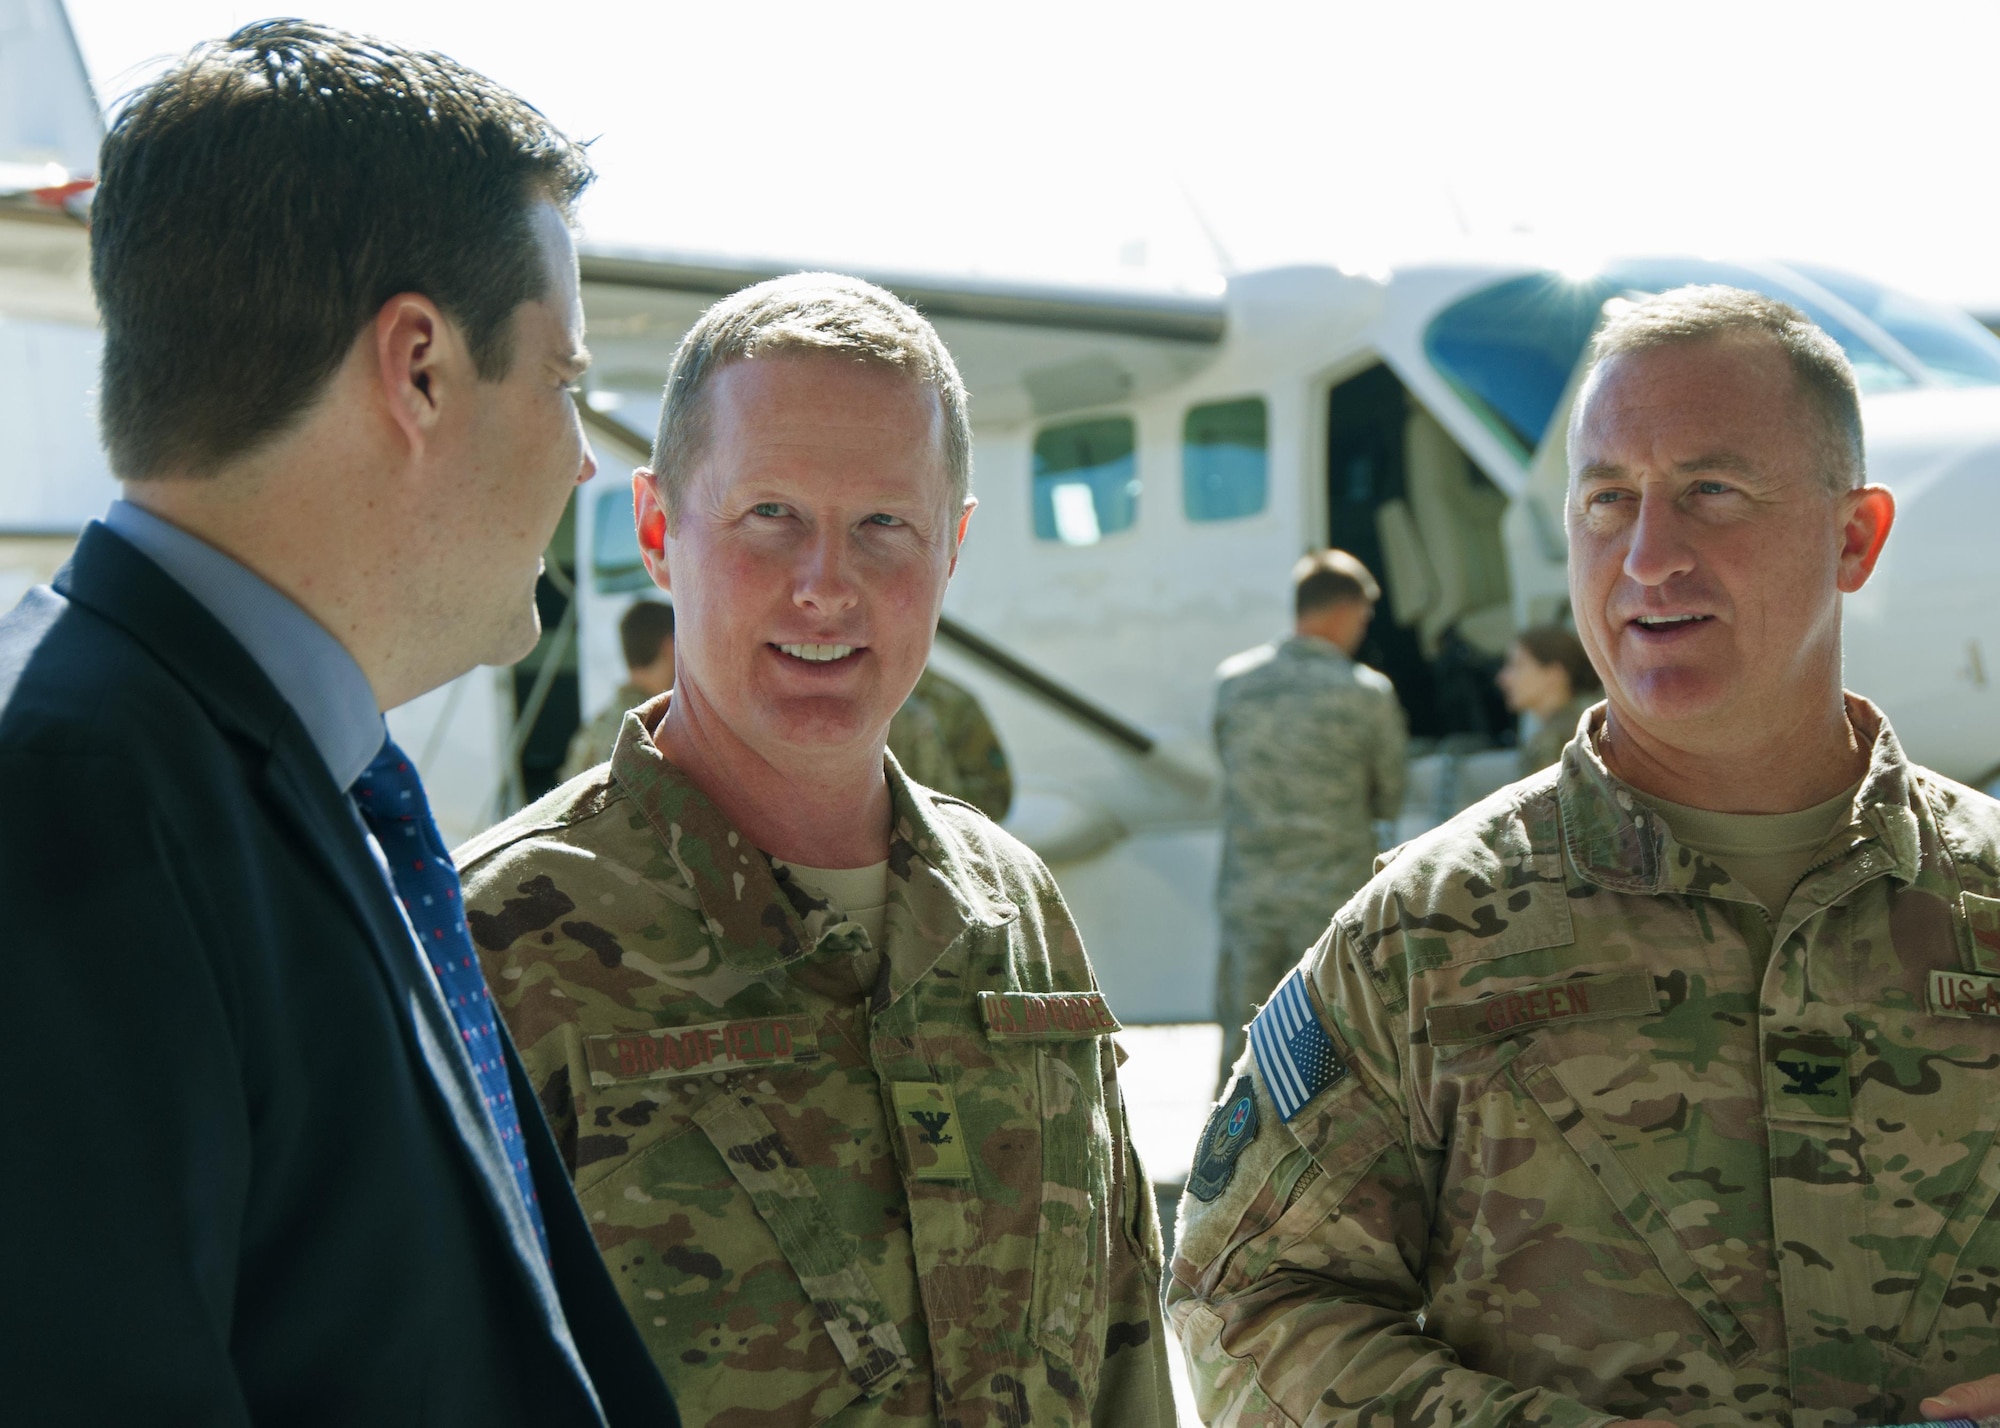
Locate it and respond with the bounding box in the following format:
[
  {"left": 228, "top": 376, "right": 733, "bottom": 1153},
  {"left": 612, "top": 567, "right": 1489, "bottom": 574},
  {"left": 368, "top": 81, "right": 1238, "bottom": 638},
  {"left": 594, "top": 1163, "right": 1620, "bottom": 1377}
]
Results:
[{"left": 1326, "top": 363, "right": 1514, "bottom": 742}]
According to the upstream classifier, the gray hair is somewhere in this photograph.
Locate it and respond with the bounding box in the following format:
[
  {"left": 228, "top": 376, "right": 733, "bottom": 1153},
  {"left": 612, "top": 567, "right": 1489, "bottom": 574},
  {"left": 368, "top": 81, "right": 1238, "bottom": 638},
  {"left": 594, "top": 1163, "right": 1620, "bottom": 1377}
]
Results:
[
  {"left": 649, "top": 272, "right": 972, "bottom": 518},
  {"left": 1577, "top": 284, "right": 1865, "bottom": 492}
]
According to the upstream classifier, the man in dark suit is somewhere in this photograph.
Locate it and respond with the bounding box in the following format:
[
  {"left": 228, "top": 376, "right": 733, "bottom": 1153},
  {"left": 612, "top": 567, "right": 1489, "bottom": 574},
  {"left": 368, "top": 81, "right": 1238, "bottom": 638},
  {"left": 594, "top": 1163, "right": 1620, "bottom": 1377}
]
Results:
[{"left": 0, "top": 21, "right": 676, "bottom": 1426}]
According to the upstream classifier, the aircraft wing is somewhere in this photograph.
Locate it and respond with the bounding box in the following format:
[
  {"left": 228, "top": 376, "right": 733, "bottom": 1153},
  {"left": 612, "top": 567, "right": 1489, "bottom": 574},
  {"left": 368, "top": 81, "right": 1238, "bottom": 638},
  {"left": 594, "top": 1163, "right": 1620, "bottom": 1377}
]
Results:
[{"left": 578, "top": 243, "right": 1228, "bottom": 430}]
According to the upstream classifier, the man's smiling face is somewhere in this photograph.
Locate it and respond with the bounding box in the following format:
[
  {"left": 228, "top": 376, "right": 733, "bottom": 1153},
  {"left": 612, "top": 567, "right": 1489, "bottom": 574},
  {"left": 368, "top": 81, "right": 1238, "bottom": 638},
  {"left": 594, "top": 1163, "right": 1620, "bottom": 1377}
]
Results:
[
  {"left": 652, "top": 352, "right": 964, "bottom": 763},
  {"left": 1567, "top": 334, "right": 1857, "bottom": 744}
]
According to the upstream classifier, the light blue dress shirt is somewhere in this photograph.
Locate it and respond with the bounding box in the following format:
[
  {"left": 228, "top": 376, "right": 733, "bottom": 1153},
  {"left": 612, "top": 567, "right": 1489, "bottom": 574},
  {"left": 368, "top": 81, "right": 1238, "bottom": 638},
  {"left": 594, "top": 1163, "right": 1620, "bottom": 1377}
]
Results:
[{"left": 104, "top": 499, "right": 383, "bottom": 788}]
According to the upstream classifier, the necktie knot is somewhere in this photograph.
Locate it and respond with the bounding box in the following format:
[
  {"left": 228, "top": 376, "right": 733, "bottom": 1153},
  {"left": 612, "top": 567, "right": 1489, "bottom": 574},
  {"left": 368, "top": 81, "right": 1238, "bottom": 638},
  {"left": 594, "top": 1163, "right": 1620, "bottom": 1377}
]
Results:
[{"left": 354, "top": 743, "right": 426, "bottom": 824}]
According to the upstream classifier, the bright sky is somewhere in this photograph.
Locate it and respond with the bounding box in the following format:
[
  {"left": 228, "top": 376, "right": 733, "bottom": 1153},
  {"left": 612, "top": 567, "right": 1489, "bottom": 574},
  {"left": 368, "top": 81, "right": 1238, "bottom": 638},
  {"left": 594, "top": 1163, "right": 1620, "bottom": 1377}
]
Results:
[{"left": 63, "top": 0, "right": 2000, "bottom": 309}]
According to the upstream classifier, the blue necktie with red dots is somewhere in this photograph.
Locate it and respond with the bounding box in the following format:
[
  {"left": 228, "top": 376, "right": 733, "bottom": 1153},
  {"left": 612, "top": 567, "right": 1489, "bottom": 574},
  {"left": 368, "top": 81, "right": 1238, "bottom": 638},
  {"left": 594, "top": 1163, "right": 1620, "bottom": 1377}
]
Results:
[{"left": 352, "top": 737, "right": 549, "bottom": 1263}]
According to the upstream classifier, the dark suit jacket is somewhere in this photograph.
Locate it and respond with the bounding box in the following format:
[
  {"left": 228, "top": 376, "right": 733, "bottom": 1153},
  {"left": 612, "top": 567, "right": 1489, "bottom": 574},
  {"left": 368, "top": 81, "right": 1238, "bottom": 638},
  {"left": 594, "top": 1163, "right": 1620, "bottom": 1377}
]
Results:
[{"left": 0, "top": 525, "right": 677, "bottom": 1427}]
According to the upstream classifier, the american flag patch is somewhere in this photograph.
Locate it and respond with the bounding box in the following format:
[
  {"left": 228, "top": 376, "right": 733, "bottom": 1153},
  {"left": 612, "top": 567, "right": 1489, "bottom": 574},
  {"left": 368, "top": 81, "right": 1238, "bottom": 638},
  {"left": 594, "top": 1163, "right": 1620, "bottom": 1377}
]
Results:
[{"left": 1250, "top": 969, "right": 1347, "bottom": 1123}]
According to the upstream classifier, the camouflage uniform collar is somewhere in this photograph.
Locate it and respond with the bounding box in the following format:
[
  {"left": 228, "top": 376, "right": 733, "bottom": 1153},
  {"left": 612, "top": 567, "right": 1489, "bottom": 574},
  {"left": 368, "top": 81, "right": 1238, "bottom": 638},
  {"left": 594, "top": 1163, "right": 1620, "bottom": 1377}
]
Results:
[
  {"left": 607, "top": 699, "right": 1015, "bottom": 997},
  {"left": 1282, "top": 633, "right": 1355, "bottom": 666},
  {"left": 1557, "top": 694, "right": 1923, "bottom": 900}
]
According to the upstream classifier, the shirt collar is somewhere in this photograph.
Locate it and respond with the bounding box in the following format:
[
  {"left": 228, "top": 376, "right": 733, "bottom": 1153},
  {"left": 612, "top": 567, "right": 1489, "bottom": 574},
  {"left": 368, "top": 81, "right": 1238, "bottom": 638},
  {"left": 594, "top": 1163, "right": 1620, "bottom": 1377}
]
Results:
[
  {"left": 1555, "top": 693, "right": 1924, "bottom": 898},
  {"left": 104, "top": 500, "right": 384, "bottom": 788},
  {"left": 1284, "top": 632, "right": 1354, "bottom": 664},
  {"left": 606, "top": 695, "right": 1017, "bottom": 1007}
]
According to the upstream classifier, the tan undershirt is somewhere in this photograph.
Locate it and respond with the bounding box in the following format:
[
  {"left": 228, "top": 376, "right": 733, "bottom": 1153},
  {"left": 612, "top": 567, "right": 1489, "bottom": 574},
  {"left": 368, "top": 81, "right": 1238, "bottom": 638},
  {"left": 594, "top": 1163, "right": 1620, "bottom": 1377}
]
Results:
[
  {"left": 1634, "top": 781, "right": 1862, "bottom": 916},
  {"left": 771, "top": 858, "right": 891, "bottom": 947}
]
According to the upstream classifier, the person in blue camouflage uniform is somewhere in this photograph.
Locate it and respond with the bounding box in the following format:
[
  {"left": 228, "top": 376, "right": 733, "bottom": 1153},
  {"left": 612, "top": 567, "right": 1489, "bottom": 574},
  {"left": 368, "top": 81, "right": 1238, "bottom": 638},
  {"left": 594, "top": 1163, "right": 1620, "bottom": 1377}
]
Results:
[{"left": 1210, "top": 550, "right": 1407, "bottom": 1089}]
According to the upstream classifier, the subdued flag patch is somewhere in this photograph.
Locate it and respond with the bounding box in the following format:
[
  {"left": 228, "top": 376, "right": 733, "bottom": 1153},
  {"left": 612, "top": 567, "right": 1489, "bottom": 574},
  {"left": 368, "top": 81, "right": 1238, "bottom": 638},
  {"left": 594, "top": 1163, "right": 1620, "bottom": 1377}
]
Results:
[{"left": 1249, "top": 970, "right": 1346, "bottom": 1123}]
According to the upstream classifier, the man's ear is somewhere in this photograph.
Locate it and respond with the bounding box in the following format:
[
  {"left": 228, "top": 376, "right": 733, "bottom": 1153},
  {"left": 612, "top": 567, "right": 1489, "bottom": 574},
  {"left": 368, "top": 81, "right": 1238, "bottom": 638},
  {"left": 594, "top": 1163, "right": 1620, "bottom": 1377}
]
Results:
[
  {"left": 373, "top": 293, "right": 455, "bottom": 454},
  {"left": 1836, "top": 484, "right": 1896, "bottom": 594},
  {"left": 948, "top": 496, "right": 977, "bottom": 578},
  {"left": 634, "top": 469, "right": 671, "bottom": 593}
]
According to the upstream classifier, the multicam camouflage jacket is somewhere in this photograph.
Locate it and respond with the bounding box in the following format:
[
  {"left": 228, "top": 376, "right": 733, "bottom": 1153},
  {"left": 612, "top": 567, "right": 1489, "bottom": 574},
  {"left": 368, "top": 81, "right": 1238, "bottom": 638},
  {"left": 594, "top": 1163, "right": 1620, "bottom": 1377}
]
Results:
[
  {"left": 888, "top": 668, "right": 1014, "bottom": 823},
  {"left": 1212, "top": 634, "right": 1407, "bottom": 925},
  {"left": 1170, "top": 696, "right": 2000, "bottom": 1428},
  {"left": 456, "top": 702, "right": 1173, "bottom": 1428}
]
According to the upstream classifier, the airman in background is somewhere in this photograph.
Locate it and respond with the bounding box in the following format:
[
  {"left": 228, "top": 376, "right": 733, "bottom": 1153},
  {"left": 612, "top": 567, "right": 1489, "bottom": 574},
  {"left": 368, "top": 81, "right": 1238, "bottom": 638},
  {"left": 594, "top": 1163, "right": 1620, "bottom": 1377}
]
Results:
[
  {"left": 1210, "top": 549, "right": 1407, "bottom": 1089},
  {"left": 459, "top": 273, "right": 1174, "bottom": 1428},
  {"left": 1169, "top": 285, "right": 2000, "bottom": 1428},
  {"left": 888, "top": 664, "right": 1013, "bottom": 821},
  {"left": 1497, "top": 622, "right": 1603, "bottom": 775},
  {"left": 559, "top": 598, "right": 674, "bottom": 780}
]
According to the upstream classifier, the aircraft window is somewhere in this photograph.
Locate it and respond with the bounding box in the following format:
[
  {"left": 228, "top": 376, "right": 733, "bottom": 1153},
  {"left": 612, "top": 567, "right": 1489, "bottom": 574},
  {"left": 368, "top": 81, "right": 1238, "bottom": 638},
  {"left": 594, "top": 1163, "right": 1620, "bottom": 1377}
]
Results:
[
  {"left": 1794, "top": 264, "right": 2000, "bottom": 388},
  {"left": 592, "top": 488, "right": 651, "bottom": 593},
  {"left": 1182, "top": 397, "right": 1269, "bottom": 522},
  {"left": 1033, "top": 416, "right": 1138, "bottom": 545},
  {"left": 1426, "top": 261, "right": 1919, "bottom": 458}
]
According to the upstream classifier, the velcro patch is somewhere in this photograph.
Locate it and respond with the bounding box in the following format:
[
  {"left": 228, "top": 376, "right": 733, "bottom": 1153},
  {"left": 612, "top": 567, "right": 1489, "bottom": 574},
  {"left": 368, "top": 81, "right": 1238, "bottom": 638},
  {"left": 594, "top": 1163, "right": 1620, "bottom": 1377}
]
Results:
[
  {"left": 585, "top": 1016, "right": 819, "bottom": 1086},
  {"left": 1250, "top": 970, "right": 1347, "bottom": 1123},
  {"left": 1963, "top": 893, "right": 2000, "bottom": 974},
  {"left": 978, "top": 990, "right": 1121, "bottom": 1040},
  {"left": 1187, "top": 1076, "right": 1260, "bottom": 1202},
  {"left": 1931, "top": 968, "right": 2000, "bottom": 1019},
  {"left": 891, "top": 1082, "right": 972, "bottom": 1181},
  {"left": 1765, "top": 1034, "right": 1852, "bottom": 1122},
  {"left": 1426, "top": 971, "right": 1659, "bottom": 1048}
]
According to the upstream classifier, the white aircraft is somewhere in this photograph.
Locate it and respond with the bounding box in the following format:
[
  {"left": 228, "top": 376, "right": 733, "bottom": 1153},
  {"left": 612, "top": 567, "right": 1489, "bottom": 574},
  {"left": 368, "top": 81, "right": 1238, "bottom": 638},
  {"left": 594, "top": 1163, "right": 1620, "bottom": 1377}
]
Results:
[{"left": 8, "top": 0, "right": 2000, "bottom": 1022}]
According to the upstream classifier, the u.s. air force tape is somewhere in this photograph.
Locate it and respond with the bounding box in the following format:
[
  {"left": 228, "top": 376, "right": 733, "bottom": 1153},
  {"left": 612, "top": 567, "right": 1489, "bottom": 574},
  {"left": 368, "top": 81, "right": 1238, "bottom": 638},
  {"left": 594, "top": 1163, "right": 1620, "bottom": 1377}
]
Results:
[
  {"left": 585, "top": 1015, "right": 819, "bottom": 1086},
  {"left": 977, "top": 990, "right": 1120, "bottom": 1040}
]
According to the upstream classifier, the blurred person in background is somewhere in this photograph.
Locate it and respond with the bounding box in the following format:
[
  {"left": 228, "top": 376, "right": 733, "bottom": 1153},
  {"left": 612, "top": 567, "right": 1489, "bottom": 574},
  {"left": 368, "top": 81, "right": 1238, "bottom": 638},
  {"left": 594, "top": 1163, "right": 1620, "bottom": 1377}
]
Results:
[
  {"left": 1210, "top": 549, "right": 1407, "bottom": 1092},
  {"left": 887, "top": 662, "right": 1013, "bottom": 820},
  {"left": 1170, "top": 285, "right": 2000, "bottom": 1428},
  {"left": 1497, "top": 623, "right": 1603, "bottom": 775},
  {"left": 561, "top": 599, "right": 675, "bottom": 779},
  {"left": 0, "top": 22, "right": 673, "bottom": 1424},
  {"left": 456, "top": 273, "right": 1174, "bottom": 1428}
]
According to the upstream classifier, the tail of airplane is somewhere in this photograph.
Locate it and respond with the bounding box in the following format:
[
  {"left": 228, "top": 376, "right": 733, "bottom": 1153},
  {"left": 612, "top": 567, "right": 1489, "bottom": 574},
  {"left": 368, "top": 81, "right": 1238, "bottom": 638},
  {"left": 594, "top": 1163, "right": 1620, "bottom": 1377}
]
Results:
[{"left": 0, "top": 0, "right": 100, "bottom": 201}]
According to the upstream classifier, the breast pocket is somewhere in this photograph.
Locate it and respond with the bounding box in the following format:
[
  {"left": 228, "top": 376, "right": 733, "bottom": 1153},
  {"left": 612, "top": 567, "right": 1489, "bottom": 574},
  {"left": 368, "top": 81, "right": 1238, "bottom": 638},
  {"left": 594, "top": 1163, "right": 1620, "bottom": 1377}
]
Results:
[
  {"left": 1029, "top": 1042, "right": 1114, "bottom": 1374},
  {"left": 1865, "top": 1004, "right": 2000, "bottom": 1380},
  {"left": 1429, "top": 967, "right": 1762, "bottom": 1365},
  {"left": 589, "top": 1087, "right": 914, "bottom": 1428}
]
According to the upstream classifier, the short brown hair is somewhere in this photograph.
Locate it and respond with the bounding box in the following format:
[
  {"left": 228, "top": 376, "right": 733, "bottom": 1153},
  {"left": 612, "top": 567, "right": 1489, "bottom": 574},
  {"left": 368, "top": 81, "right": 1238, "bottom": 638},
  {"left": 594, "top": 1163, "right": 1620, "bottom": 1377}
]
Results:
[
  {"left": 618, "top": 600, "right": 675, "bottom": 670},
  {"left": 649, "top": 273, "right": 971, "bottom": 520},
  {"left": 1513, "top": 623, "right": 1601, "bottom": 696},
  {"left": 1583, "top": 285, "right": 1864, "bottom": 492},
  {"left": 1293, "top": 549, "right": 1380, "bottom": 616},
  {"left": 92, "top": 20, "right": 593, "bottom": 480}
]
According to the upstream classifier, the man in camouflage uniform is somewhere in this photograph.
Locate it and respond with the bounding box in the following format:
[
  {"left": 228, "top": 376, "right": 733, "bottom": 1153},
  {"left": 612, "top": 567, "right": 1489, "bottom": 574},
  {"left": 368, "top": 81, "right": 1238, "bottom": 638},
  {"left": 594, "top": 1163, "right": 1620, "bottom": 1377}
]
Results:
[
  {"left": 1170, "top": 286, "right": 2000, "bottom": 1428},
  {"left": 460, "top": 273, "right": 1174, "bottom": 1428},
  {"left": 888, "top": 664, "right": 1014, "bottom": 821},
  {"left": 1211, "top": 549, "right": 1407, "bottom": 1089},
  {"left": 560, "top": 599, "right": 675, "bottom": 780}
]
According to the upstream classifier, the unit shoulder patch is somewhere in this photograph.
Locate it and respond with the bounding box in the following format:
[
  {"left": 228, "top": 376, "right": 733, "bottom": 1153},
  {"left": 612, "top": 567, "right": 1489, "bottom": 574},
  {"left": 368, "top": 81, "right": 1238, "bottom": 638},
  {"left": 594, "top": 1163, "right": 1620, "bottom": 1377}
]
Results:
[
  {"left": 977, "top": 990, "right": 1121, "bottom": 1040},
  {"left": 1187, "top": 1076, "right": 1261, "bottom": 1202},
  {"left": 1249, "top": 970, "right": 1348, "bottom": 1123},
  {"left": 584, "top": 1015, "right": 819, "bottom": 1086}
]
